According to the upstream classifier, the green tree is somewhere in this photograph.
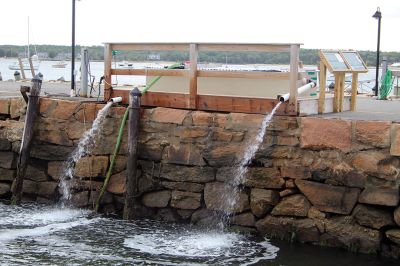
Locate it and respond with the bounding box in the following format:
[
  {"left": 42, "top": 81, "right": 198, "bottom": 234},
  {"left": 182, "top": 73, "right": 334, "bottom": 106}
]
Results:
[{"left": 48, "top": 51, "right": 57, "bottom": 58}]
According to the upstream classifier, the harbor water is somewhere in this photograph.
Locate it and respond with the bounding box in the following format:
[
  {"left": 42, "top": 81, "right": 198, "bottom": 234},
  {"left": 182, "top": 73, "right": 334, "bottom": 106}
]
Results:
[
  {"left": 0, "top": 58, "right": 380, "bottom": 94},
  {"left": 0, "top": 203, "right": 397, "bottom": 266}
]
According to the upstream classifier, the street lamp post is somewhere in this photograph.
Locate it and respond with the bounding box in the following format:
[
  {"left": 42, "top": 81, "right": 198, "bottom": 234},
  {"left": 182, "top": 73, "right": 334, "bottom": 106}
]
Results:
[
  {"left": 71, "top": 0, "right": 75, "bottom": 97},
  {"left": 372, "top": 7, "right": 382, "bottom": 97},
  {"left": 71, "top": 0, "right": 76, "bottom": 96}
]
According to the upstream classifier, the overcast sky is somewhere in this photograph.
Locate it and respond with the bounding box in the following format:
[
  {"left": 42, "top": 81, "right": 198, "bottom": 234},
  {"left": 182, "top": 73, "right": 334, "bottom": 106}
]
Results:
[{"left": 1, "top": 0, "right": 399, "bottom": 51}]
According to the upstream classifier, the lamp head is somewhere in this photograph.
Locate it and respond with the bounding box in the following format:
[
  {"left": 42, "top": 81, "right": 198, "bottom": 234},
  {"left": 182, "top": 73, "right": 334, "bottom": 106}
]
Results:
[{"left": 372, "top": 7, "right": 381, "bottom": 19}]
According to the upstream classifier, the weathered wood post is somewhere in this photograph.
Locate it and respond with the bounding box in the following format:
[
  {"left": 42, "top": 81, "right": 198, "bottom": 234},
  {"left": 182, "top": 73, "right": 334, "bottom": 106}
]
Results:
[
  {"left": 123, "top": 87, "right": 142, "bottom": 220},
  {"left": 17, "top": 57, "right": 26, "bottom": 80},
  {"left": 28, "top": 57, "right": 36, "bottom": 77},
  {"left": 11, "top": 75, "right": 42, "bottom": 205}
]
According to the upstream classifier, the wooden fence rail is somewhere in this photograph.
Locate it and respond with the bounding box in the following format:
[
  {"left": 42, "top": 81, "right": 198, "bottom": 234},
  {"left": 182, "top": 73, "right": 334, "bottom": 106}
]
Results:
[{"left": 104, "top": 42, "right": 302, "bottom": 115}]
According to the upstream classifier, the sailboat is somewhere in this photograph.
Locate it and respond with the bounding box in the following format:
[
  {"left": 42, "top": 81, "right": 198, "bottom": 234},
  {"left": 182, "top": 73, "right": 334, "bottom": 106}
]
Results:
[{"left": 8, "top": 17, "right": 40, "bottom": 71}]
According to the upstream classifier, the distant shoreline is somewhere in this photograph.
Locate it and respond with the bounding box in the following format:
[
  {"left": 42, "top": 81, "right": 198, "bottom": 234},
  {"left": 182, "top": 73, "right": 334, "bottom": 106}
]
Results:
[{"left": 2, "top": 44, "right": 400, "bottom": 66}]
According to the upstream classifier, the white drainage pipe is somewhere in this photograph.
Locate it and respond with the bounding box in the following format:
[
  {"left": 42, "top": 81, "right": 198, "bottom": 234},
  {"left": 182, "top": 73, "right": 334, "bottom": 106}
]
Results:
[
  {"left": 109, "top": 96, "right": 123, "bottom": 103},
  {"left": 279, "top": 81, "right": 317, "bottom": 102}
]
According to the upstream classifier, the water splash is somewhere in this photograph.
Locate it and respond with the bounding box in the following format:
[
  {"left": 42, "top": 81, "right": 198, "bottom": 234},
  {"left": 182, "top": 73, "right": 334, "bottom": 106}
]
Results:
[
  {"left": 220, "top": 102, "right": 282, "bottom": 219},
  {"left": 123, "top": 226, "right": 279, "bottom": 264},
  {"left": 59, "top": 101, "right": 113, "bottom": 202}
]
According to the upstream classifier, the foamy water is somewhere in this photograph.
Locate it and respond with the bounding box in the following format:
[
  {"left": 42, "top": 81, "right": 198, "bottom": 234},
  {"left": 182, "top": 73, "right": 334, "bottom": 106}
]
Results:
[
  {"left": 0, "top": 203, "right": 279, "bottom": 265},
  {"left": 59, "top": 101, "right": 113, "bottom": 202},
  {"left": 0, "top": 203, "right": 393, "bottom": 265}
]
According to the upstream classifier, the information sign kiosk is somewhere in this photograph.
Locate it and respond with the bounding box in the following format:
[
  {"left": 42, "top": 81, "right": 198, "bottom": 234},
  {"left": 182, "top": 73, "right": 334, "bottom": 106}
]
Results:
[{"left": 318, "top": 50, "right": 368, "bottom": 113}]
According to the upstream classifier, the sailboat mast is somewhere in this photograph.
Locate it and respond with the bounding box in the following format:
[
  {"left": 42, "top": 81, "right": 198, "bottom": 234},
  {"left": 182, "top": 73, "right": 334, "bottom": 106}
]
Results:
[{"left": 27, "top": 16, "right": 30, "bottom": 59}]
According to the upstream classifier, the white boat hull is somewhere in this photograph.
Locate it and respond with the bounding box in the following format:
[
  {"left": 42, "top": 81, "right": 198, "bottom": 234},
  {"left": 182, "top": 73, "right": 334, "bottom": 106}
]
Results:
[
  {"left": 52, "top": 63, "right": 67, "bottom": 68},
  {"left": 8, "top": 61, "right": 40, "bottom": 71}
]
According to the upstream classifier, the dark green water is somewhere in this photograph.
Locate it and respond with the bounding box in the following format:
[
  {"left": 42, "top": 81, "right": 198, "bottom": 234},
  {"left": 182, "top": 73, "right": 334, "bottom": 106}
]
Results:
[{"left": 0, "top": 203, "right": 397, "bottom": 266}]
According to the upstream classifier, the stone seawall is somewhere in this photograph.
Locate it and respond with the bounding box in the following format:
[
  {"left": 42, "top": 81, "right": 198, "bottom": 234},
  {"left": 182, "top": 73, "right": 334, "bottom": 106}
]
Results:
[{"left": 0, "top": 97, "right": 399, "bottom": 259}]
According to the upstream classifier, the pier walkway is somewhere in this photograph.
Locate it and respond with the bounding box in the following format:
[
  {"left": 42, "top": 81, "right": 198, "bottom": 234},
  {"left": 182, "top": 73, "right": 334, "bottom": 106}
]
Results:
[
  {"left": 1, "top": 81, "right": 399, "bottom": 122},
  {"left": 317, "top": 96, "right": 400, "bottom": 122},
  {"left": 0, "top": 81, "right": 104, "bottom": 99}
]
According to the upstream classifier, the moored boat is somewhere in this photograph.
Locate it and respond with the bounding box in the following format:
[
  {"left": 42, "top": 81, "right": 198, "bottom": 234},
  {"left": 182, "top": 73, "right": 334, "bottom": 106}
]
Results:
[
  {"left": 391, "top": 62, "right": 400, "bottom": 68},
  {"left": 52, "top": 61, "right": 67, "bottom": 68},
  {"left": 8, "top": 57, "right": 40, "bottom": 71}
]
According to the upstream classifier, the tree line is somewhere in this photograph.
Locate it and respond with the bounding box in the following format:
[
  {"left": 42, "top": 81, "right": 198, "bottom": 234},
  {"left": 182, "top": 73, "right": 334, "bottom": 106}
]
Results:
[{"left": 1, "top": 44, "right": 400, "bottom": 66}]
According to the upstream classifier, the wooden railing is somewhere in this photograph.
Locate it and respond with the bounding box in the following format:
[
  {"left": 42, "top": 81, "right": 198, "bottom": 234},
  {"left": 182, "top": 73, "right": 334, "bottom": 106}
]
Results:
[{"left": 104, "top": 42, "right": 301, "bottom": 115}]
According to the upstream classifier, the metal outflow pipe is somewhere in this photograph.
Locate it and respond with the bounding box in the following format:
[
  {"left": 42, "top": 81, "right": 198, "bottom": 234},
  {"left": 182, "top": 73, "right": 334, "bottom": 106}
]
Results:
[{"left": 279, "top": 81, "right": 317, "bottom": 102}]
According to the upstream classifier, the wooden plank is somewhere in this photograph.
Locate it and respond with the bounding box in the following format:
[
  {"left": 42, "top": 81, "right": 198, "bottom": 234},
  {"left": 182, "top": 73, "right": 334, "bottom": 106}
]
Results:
[
  {"left": 111, "top": 68, "right": 188, "bottom": 77},
  {"left": 197, "top": 70, "right": 292, "bottom": 79},
  {"left": 189, "top": 44, "right": 198, "bottom": 109},
  {"left": 333, "top": 73, "right": 340, "bottom": 112},
  {"left": 288, "top": 44, "right": 299, "bottom": 115},
  {"left": 198, "top": 43, "right": 291, "bottom": 52},
  {"left": 111, "top": 43, "right": 189, "bottom": 51},
  {"left": 318, "top": 62, "right": 327, "bottom": 114},
  {"left": 350, "top": 73, "right": 358, "bottom": 111},
  {"left": 142, "top": 92, "right": 190, "bottom": 109},
  {"left": 111, "top": 89, "right": 287, "bottom": 114},
  {"left": 112, "top": 69, "right": 298, "bottom": 79},
  {"left": 105, "top": 42, "right": 301, "bottom": 52},
  {"left": 112, "top": 69, "right": 294, "bottom": 79},
  {"left": 111, "top": 90, "right": 190, "bottom": 109},
  {"left": 339, "top": 73, "right": 345, "bottom": 112},
  {"left": 197, "top": 94, "right": 288, "bottom": 115},
  {"left": 104, "top": 44, "right": 112, "bottom": 101}
]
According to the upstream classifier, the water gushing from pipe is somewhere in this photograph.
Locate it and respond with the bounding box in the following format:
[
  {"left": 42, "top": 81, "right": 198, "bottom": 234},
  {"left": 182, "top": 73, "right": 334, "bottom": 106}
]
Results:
[
  {"left": 59, "top": 101, "right": 113, "bottom": 203},
  {"left": 219, "top": 102, "right": 282, "bottom": 224}
]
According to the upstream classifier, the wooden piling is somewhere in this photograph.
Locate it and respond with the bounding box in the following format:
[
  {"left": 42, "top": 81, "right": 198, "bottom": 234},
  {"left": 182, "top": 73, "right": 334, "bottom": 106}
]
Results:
[
  {"left": 17, "top": 57, "right": 26, "bottom": 80},
  {"left": 123, "top": 88, "right": 142, "bottom": 220},
  {"left": 28, "top": 57, "right": 35, "bottom": 77},
  {"left": 11, "top": 75, "right": 42, "bottom": 205},
  {"left": 350, "top": 73, "right": 358, "bottom": 111}
]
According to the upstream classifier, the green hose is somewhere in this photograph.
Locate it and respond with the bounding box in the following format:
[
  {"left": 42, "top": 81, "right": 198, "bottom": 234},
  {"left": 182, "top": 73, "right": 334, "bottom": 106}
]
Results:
[
  {"left": 141, "top": 62, "right": 182, "bottom": 94},
  {"left": 95, "top": 107, "right": 128, "bottom": 212},
  {"left": 94, "top": 62, "right": 182, "bottom": 212},
  {"left": 379, "top": 69, "right": 394, "bottom": 100}
]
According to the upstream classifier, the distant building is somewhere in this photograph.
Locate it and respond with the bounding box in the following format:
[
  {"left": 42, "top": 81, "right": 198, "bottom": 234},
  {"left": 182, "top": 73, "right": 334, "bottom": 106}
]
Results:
[
  {"left": 55, "top": 53, "right": 72, "bottom": 60},
  {"left": 37, "top": 52, "right": 48, "bottom": 59},
  {"left": 17, "top": 51, "right": 48, "bottom": 58},
  {"left": 148, "top": 54, "right": 161, "bottom": 60}
]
